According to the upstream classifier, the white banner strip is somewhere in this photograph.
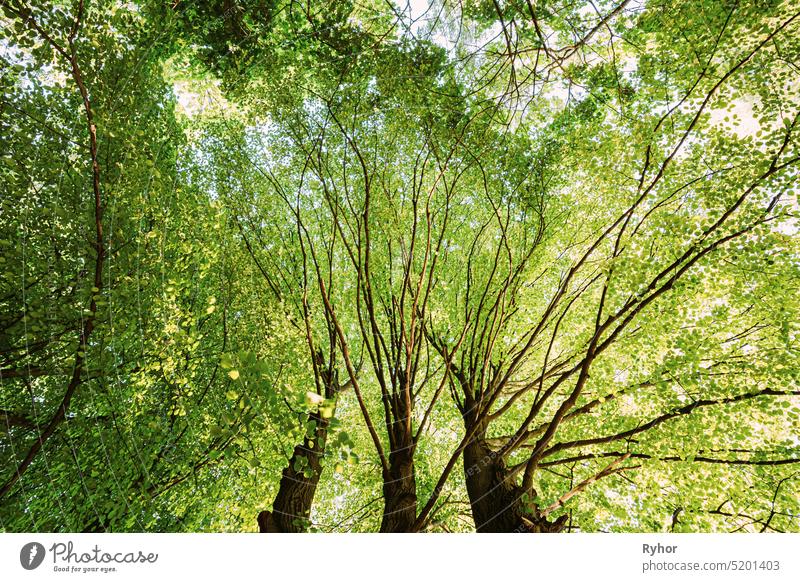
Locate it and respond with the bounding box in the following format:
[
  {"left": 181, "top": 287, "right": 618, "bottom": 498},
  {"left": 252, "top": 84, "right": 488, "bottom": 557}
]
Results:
[{"left": 1, "top": 533, "right": 798, "bottom": 582}]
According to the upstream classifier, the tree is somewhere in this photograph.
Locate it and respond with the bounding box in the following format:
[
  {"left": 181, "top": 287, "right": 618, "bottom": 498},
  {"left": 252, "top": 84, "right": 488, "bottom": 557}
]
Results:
[{"left": 1, "top": 0, "right": 798, "bottom": 533}]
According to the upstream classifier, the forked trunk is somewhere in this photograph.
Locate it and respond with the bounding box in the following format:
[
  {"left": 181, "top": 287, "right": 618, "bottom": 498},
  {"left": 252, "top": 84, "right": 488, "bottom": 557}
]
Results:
[{"left": 462, "top": 419, "right": 567, "bottom": 533}]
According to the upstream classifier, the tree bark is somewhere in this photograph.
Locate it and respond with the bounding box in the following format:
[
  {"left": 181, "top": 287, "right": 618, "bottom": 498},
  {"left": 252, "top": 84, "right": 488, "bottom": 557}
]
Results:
[
  {"left": 379, "top": 385, "right": 418, "bottom": 532},
  {"left": 258, "top": 358, "right": 341, "bottom": 533},
  {"left": 258, "top": 407, "right": 331, "bottom": 532},
  {"left": 462, "top": 418, "right": 567, "bottom": 533},
  {"left": 379, "top": 445, "right": 417, "bottom": 532}
]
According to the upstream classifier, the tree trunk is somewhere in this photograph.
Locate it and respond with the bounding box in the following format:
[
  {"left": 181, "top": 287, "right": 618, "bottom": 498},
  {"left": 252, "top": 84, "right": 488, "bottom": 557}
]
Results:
[
  {"left": 379, "top": 445, "right": 417, "bottom": 532},
  {"left": 462, "top": 419, "right": 567, "bottom": 533},
  {"left": 257, "top": 406, "right": 331, "bottom": 533},
  {"left": 379, "top": 385, "right": 418, "bottom": 532},
  {"left": 259, "top": 355, "right": 342, "bottom": 533}
]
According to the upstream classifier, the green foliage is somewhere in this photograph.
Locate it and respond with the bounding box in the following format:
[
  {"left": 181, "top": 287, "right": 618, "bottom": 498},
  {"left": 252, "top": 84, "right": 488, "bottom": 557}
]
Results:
[{"left": 1, "top": 0, "right": 798, "bottom": 533}]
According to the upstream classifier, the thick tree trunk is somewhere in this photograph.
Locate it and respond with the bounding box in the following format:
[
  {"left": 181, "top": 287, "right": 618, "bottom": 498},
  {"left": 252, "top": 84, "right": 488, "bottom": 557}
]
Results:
[
  {"left": 462, "top": 419, "right": 567, "bottom": 533},
  {"left": 379, "top": 385, "right": 418, "bottom": 532},
  {"left": 379, "top": 445, "right": 417, "bottom": 532},
  {"left": 259, "top": 356, "right": 342, "bottom": 533},
  {"left": 258, "top": 407, "right": 331, "bottom": 533}
]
